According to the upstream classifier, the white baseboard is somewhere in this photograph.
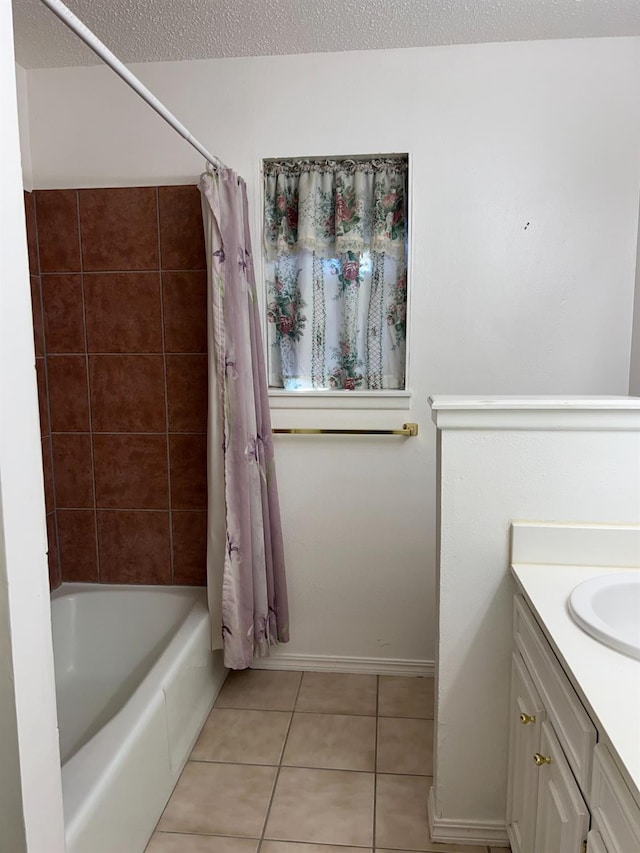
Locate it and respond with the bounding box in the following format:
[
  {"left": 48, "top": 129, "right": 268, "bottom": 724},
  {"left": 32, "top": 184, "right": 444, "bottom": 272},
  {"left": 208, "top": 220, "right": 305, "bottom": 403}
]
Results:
[
  {"left": 251, "top": 652, "right": 434, "bottom": 677},
  {"left": 428, "top": 786, "right": 510, "bottom": 847}
]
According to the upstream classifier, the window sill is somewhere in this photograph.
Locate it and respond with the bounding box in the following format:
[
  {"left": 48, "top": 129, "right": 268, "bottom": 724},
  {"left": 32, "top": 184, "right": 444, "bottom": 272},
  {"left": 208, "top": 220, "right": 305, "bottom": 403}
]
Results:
[{"left": 268, "top": 390, "right": 412, "bottom": 410}]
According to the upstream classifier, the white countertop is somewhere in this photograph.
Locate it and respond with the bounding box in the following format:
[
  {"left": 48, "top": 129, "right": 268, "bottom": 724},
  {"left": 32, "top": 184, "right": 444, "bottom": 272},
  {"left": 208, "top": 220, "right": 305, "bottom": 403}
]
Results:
[{"left": 511, "top": 562, "right": 640, "bottom": 802}]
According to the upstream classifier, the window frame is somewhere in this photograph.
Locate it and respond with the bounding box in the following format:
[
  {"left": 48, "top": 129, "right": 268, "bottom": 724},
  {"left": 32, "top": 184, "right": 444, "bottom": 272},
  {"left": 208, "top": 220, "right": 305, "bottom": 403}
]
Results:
[{"left": 256, "top": 152, "right": 414, "bottom": 410}]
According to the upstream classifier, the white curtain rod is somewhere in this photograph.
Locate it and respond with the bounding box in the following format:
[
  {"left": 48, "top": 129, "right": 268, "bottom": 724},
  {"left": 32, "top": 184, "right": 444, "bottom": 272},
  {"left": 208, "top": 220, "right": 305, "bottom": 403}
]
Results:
[{"left": 38, "top": 0, "right": 227, "bottom": 170}]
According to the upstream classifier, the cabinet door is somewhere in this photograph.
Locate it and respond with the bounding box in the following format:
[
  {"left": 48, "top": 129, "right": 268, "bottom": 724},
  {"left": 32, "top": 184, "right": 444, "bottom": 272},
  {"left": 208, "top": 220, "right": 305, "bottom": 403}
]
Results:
[
  {"left": 591, "top": 743, "right": 640, "bottom": 852},
  {"left": 507, "top": 652, "right": 545, "bottom": 853},
  {"left": 534, "top": 721, "right": 589, "bottom": 853}
]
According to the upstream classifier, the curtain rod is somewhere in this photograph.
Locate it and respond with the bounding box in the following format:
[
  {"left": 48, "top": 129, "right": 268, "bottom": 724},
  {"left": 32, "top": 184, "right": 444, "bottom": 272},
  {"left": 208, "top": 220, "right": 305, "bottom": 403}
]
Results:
[{"left": 38, "top": 0, "right": 226, "bottom": 170}]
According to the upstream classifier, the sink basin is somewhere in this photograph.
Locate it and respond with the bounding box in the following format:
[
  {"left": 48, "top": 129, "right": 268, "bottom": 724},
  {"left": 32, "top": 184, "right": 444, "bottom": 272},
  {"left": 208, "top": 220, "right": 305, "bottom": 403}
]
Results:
[{"left": 568, "top": 572, "right": 640, "bottom": 660}]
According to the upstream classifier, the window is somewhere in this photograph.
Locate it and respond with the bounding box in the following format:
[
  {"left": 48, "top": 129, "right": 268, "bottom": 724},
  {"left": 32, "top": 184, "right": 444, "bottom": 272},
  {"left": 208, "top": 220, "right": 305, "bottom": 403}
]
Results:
[{"left": 263, "top": 155, "right": 408, "bottom": 392}]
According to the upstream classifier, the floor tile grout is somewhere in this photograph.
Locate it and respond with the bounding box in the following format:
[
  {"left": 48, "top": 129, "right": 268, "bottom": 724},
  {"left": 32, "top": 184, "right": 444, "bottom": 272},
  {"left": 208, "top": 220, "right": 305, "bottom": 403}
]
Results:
[
  {"left": 186, "top": 755, "right": 432, "bottom": 778},
  {"left": 213, "top": 705, "right": 432, "bottom": 721},
  {"left": 155, "top": 828, "right": 261, "bottom": 839},
  {"left": 373, "top": 673, "right": 379, "bottom": 850},
  {"left": 255, "top": 671, "right": 304, "bottom": 853}
]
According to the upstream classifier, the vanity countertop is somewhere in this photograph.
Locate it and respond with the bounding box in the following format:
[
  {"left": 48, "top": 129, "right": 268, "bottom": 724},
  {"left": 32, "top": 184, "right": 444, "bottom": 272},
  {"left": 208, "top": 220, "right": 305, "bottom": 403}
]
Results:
[{"left": 511, "top": 562, "right": 640, "bottom": 803}]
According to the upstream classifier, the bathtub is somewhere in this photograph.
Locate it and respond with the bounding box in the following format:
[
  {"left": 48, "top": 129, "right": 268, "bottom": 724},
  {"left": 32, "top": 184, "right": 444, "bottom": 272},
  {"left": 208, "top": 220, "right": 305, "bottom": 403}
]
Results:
[{"left": 51, "top": 583, "right": 227, "bottom": 853}]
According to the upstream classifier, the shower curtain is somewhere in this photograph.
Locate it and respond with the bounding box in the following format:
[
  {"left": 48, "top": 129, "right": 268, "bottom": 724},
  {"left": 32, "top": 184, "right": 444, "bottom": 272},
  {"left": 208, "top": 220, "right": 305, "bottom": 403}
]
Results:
[{"left": 199, "top": 168, "right": 289, "bottom": 670}]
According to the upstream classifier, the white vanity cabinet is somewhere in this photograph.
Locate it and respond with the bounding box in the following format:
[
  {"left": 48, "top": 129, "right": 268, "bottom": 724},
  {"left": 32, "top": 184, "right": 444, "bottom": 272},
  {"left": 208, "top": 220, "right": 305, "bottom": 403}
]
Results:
[
  {"left": 590, "top": 743, "right": 640, "bottom": 853},
  {"left": 532, "top": 720, "right": 589, "bottom": 852},
  {"left": 507, "top": 595, "right": 640, "bottom": 853},
  {"left": 507, "top": 644, "right": 589, "bottom": 853},
  {"left": 506, "top": 651, "right": 544, "bottom": 853}
]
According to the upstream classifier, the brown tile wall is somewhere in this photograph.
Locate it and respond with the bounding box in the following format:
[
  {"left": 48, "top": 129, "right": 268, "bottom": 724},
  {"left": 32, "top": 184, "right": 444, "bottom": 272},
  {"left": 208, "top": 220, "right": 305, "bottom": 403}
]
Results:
[
  {"left": 25, "top": 190, "right": 61, "bottom": 590},
  {"left": 26, "top": 186, "right": 208, "bottom": 587}
]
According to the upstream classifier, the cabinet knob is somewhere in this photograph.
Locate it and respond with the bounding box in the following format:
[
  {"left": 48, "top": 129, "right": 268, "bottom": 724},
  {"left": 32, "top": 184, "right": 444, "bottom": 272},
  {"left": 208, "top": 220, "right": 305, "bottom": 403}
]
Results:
[
  {"left": 533, "top": 753, "right": 551, "bottom": 767},
  {"left": 520, "top": 712, "right": 536, "bottom": 725}
]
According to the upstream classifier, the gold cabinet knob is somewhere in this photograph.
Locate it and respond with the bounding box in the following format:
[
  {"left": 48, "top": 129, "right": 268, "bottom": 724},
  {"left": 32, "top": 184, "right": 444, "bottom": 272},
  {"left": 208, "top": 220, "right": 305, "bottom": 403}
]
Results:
[
  {"left": 520, "top": 713, "right": 536, "bottom": 725},
  {"left": 533, "top": 753, "right": 551, "bottom": 767}
]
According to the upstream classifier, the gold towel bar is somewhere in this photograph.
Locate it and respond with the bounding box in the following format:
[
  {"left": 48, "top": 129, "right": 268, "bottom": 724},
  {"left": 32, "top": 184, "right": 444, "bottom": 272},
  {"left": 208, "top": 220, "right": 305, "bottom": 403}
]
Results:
[{"left": 273, "top": 422, "right": 419, "bottom": 437}]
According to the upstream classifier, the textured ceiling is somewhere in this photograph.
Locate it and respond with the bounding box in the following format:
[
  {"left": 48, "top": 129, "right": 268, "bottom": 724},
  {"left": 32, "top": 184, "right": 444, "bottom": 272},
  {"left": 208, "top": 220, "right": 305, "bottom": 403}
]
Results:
[{"left": 12, "top": 0, "right": 640, "bottom": 69}]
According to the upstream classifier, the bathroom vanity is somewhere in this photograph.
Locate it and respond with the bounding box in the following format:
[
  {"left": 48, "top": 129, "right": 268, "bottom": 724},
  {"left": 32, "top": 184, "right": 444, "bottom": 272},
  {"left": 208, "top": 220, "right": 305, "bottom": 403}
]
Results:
[
  {"left": 428, "top": 397, "right": 640, "bottom": 848},
  {"left": 508, "top": 547, "right": 640, "bottom": 852}
]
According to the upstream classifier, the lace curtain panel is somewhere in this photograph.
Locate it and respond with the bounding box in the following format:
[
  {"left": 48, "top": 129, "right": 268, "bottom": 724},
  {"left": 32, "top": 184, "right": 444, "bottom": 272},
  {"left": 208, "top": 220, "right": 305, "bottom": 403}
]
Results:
[{"left": 263, "top": 157, "right": 408, "bottom": 390}]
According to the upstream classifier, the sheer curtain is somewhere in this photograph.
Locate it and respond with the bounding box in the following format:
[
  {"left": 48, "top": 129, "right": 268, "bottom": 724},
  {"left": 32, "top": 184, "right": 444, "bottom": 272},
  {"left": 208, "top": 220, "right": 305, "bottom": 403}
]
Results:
[
  {"left": 263, "top": 157, "right": 408, "bottom": 390},
  {"left": 200, "top": 168, "right": 289, "bottom": 670}
]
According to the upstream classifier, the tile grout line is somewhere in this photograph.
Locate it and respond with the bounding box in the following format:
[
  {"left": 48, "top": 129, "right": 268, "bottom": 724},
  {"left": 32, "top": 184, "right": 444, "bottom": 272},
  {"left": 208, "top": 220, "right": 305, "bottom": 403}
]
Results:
[
  {"left": 46, "top": 352, "right": 207, "bottom": 356},
  {"left": 202, "top": 702, "right": 430, "bottom": 722},
  {"left": 48, "top": 429, "right": 207, "bottom": 435},
  {"left": 47, "top": 430, "right": 207, "bottom": 436},
  {"left": 40, "top": 267, "right": 206, "bottom": 276},
  {"left": 154, "top": 827, "right": 378, "bottom": 848},
  {"left": 49, "top": 507, "right": 205, "bottom": 513},
  {"left": 155, "top": 187, "right": 175, "bottom": 583},
  {"left": 373, "top": 674, "right": 379, "bottom": 852},
  {"left": 185, "top": 758, "right": 426, "bottom": 778},
  {"left": 256, "top": 672, "right": 305, "bottom": 851},
  {"left": 75, "top": 190, "right": 101, "bottom": 583},
  {"left": 32, "top": 192, "right": 62, "bottom": 583}
]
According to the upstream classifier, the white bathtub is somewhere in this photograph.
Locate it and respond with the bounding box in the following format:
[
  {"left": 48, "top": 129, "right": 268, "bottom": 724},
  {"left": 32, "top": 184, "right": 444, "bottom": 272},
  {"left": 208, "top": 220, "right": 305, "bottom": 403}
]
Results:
[{"left": 51, "top": 583, "right": 227, "bottom": 853}]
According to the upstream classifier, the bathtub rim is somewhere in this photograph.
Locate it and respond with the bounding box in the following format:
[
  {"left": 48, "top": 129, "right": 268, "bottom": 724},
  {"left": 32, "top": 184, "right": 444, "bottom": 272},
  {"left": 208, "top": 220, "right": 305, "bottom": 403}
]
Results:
[
  {"left": 51, "top": 581, "right": 207, "bottom": 766},
  {"left": 50, "top": 580, "right": 207, "bottom": 603},
  {"left": 50, "top": 582, "right": 224, "bottom": 850}
]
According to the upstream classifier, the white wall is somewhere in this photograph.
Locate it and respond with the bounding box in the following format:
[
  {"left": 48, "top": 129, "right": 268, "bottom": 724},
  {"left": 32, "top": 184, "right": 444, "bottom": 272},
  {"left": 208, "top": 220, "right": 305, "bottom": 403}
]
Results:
[
  {"left": 21, "top": 36, "right": 640, "bottom": 668},
  {"left": 432, "top": 403, "right": 640, "bottom": 843},
  {"left": 14, "top": 62, "right": 33, "bottom": 191},
  {"left": 0, "top": 1, "right": 65, "bottom": 849},
  {"left": 630, "top": 207, "right": 640, "bottom": 395}
]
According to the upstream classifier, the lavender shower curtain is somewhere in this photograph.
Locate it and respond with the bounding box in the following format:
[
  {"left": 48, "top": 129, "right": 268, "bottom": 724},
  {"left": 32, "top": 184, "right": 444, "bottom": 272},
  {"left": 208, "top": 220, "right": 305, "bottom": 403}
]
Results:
[{"left": 199, "top": 168, "right": 289, "bottom": 670}]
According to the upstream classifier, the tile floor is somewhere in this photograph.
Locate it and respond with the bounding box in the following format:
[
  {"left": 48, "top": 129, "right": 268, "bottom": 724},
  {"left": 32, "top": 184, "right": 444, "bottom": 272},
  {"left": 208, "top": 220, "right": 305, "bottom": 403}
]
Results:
[{"left": 146, "top": 670, "right": 507, "bottom": 853}]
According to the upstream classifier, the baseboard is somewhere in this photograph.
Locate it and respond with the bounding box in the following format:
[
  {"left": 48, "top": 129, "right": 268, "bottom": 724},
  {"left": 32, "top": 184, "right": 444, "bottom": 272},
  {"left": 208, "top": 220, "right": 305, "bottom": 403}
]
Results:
[
  {"left": 251, "top": 652, "right": 434, "bottom": 677},
  {"left": 428, "top": 785, "right": 510, "bottom": 847}
]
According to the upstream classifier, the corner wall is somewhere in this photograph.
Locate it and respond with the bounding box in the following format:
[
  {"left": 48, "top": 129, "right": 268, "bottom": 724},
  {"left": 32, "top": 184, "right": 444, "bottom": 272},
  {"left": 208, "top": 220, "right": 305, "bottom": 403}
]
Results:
[
  {"left": 14, "top": 63, "right": 32, "bottom": 191},
  {"left": 0, "top": 0, "right": 65, "bottom": 845},
  {"left": 630, "top": 204, "right": 640, "bottom": 395}
]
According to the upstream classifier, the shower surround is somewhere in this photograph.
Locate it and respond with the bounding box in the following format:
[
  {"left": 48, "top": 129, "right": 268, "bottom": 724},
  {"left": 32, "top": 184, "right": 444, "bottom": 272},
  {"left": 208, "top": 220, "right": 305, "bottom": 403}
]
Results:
[{"left": 25, "top": 185, "right": 208, "bottom": 589}]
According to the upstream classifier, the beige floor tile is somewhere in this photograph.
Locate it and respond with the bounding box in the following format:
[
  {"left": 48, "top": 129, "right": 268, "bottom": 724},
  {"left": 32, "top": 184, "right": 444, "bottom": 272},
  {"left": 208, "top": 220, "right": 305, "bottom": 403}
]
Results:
[
  {"left": 375, "top": 773, "right": 432, "bottom": 851},
  {"left": 378, "top": 844, "right": 489, "bottom": 853},
  {"left": 191, "top": 708, "right": 291, "bottom": 765},
  {"left": 378, "top": 676, "right": 434, "bottom": 719},
  {"left": 146, "top": 834, "right": 259, "bottom": 853},
  {"left": 158, "top": 761, "right": 276, "bottom": 837},
  {"left": 295, "top": 672, "right": 377, "bottom": 715},
  {"left": 262, "top": 845, "right": 369, "bottom": 853},
  {"left": 215, "top": 669, "right": 302, "bottom": 711},
  {"left": 265, "top": 766, "right": 375, "bottom": 846},
  {"left": 376, "top": 717, "right": 433, "bottom": 775},
  {"left": 283, "top": 712, "right": 376, "bottom": 771}
]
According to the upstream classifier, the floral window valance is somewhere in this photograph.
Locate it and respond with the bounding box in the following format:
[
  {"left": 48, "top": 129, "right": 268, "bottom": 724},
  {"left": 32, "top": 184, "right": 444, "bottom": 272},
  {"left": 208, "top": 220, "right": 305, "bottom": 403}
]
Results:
[
  {"left": 264, "top": 157, "right": 408, "bottom": 262},
  {"left": 263, "top": 156, "right": 408, "bottom": 391}
]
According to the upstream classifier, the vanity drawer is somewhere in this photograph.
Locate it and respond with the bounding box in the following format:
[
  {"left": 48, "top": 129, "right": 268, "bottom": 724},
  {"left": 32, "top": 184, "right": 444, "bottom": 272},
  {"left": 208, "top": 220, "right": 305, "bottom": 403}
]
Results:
[
  {"left": 514, "top": 596, "right": 596, "bottom": 790},
  {"left": 590, "top": 743, "right": 640, "bottom": 852}
]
